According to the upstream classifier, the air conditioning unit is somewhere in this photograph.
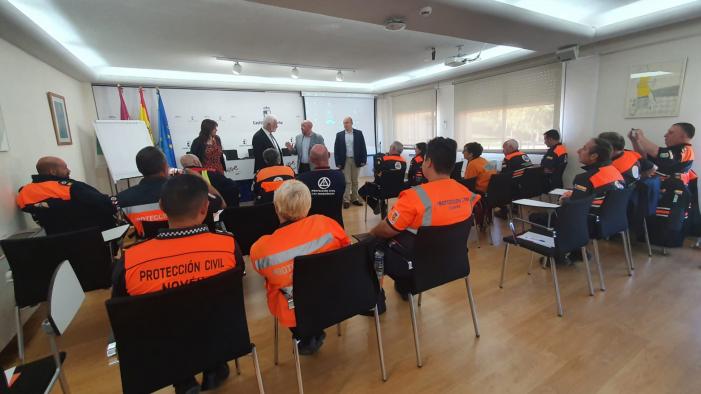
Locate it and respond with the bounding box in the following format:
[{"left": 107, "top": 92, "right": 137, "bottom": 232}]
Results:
[{"left": 556, "top": 45, "right": 579, "bottom": 62}]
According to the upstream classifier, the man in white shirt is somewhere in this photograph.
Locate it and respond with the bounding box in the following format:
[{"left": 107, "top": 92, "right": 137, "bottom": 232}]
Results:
[
  {"left": 334, "top": 116, "right": 367, "bottom": 208},
  {"left": 286, "top": 120, "right": 325, "bottom": 173},
  {"left": 252, "top": 114, "right": 283, "bottom": 172}
]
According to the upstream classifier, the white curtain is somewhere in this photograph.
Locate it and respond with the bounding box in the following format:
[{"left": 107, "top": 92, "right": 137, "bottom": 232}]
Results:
[
  {"left": 454, "top": 63, "right": 562, "bottom": 150},
  {"left": 390, "top": 88, "right": 436, "bottom": 146}
]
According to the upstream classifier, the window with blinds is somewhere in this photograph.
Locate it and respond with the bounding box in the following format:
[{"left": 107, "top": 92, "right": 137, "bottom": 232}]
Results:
[
  {"left": 391, "top": 88, "right": 436, "bottom": 146},
  {"left": 454, "top": 63, "right": 562, "bottom": 151}
]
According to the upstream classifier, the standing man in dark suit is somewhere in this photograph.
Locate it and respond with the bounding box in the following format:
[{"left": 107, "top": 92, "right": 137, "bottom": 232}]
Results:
[
  {"left": 252, "top": 114, "right": 283, "bottom": 172},
  {"left": 334, "top": 116, "right": 367, "bottom": 208}
]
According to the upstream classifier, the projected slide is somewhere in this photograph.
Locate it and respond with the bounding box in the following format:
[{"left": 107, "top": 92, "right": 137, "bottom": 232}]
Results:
[{"left": 303, "top": 94, "right": 376, "bottom": 154}]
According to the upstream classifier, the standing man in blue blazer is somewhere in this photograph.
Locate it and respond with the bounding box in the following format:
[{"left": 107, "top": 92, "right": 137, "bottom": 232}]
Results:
[{"left": 334, "top": 116, "right": 367, "bottom": 208}]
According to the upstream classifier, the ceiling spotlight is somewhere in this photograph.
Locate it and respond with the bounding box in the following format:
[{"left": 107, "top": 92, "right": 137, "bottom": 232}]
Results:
[
  {"left": 291, "top": 66, "right": 299, "bottom": 79},
  {"left": 232, "top": 61, "right": 242, "bottom": 75},
  {"left": 384, "top": 17, "right": 406, "bottom": 31},
  {"left": 336, "top": 70, "right": 344, "bottom": 82}
]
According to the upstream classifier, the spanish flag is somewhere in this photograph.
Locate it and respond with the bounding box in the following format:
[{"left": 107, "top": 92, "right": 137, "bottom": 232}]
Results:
[{"left": 139, "top": 87, "right": 154, "bottom": 144}]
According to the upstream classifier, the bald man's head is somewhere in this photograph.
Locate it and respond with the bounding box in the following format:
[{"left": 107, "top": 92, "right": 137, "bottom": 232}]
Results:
[
  {"left": 502, "top": 139, "right": 519, "bottom": 155},
  {"left": 180, "top": 154, "right": 202, "bottom": 168},
  {"left": 36, "top": 157, "right": 70, "bottom": 178},
  {"left": 343, "top": 117, "right": 353, "bottom": 131},
  {"left": 309, "top": 144, "right": 330, "bottom": 168},
  {"left": 301, "top": 120, "right": 313, "bottom": 136}
]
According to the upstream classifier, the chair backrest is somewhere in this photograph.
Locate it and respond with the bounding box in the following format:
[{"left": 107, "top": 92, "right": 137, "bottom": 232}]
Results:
[
  {"left": 485, "top": 173, "right": 513, "bottom": 207},
  {"left": 377, "top": 168, "right": 407, "bottom": 199},
  {"left": 1, "top": 227, "right": 112, "bottom": 308},
  {"left": 514, "top": 166, "right": 545, "bottom": 199},
  {"left": 141, "top": 220, "right": 169, "bottom": 239},
  {"left": 47, "top": 261, "right": 85, "bottom": 336},
  {"left": 220, "top": 203, "right": 279, "bottom": 255},
  {"left": 308, "top": 194, "right": 344, "bottom": 228},
  {"left": 411, "top": 220, "right": 472, "bottom": 294},
  {"left": 596, "top": 187, "right": 635, "bottom": 238},
  {"left": 459, "top": 177, "right": 478, "bottom": 193},
  {"left": 635, "top": 176, "right": 661, "bottom": 217},
  {"left": 451, "top": 162, "right": 464, "bottom": 180},
  {"left": 105, "top": 268, "right": 251, "bottom": 394},
  {"left": 292, "top": 239, "right": 380, "bottom": 338},
  {"left": 552, "top": 196, "right": 594, "bottom": 253}
]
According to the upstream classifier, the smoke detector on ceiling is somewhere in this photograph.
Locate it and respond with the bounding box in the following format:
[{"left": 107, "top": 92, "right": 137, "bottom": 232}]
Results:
[
  {"left": 384, "top": 17, "right": 406, "bottom": 31},
  {"left": 420, "top": 6, "right": 432, "bottom": 17}
]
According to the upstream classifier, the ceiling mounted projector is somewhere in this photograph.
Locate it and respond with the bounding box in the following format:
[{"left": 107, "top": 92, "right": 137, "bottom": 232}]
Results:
[
  {"left": 444, "top": 45, "right": 481, "bottom": 67},
  {"left": 384, "top": 17, "right": 406, "bottom": 31}
]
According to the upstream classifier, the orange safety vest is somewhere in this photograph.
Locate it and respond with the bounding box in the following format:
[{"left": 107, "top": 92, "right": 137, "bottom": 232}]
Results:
[
  {"left": 589, "top": 165, "right": 624, "bottom": 208},
  {"left": 612, "top": 150, "right": 642, "bottom": 177},
  {"left": 255, "top": 165, "right": 295, "bottom": 193},
  {"left": 122, "top": 202, "right": 168, "bottom": 237},
  {"left": 553, "top": 144, "right": 567, "bottom": 157},
  {"left": 386, "top": 178, "right": 480, "bottom": 234},
  {"left": 16, "top": 180, "right": 72, "bottom": 208},
  {"left": 250, "top": 215, "right": 350, "bottom": 328},
  {"left": 123, "top": 225, "right": 237, "bottom": 296},
  {"left": 382, "top": 155, "right": 406, "bottom": 163},
  {"left": 464, "top": 157, "right": 495, "bottom": 193}
]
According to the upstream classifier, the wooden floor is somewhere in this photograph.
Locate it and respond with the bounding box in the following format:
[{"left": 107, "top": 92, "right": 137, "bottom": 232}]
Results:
[{"left": 6, "top": 201, "right": 701, "bottom": 393}]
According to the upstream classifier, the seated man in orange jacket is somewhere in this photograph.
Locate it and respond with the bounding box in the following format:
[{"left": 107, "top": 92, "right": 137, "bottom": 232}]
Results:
[
  {"left": 112, "top": 174, "right": 243, "bottom": 393},
  {"left": 251, "top": 180, "right": 350, "bottom": 355},
  {"left": 370, "top": 137, "right": 480, "bottom": 300},
  {"left": 253, "top": 148, "right": 295, "bottom": 204}
]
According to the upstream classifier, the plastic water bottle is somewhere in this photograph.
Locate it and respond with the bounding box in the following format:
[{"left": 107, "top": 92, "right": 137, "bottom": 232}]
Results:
[{"left": 374, "top": 249, "right": 385, "bottom": 279}]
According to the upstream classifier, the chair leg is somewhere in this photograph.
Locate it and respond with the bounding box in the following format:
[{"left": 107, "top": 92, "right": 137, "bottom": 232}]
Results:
[
  {"left": 337, "top": 323, "right": 342, "bottom": 337},
  {"left": 626, "top": 230, "right": 635, "bottom": 270},
  {"left": 46, "top": 330, "right": 70, "bottom": 394},
  {"left": 235, "top": 358, "right": 241, "bottom": 375},
  {"left": 621, "top": 232, "right": 632, "bottom": 276},
  {"left": 373, "top": 305, "right": 388, "bottom": 382},
  {"left": 251, "top": 345, "right": 265, "bottom": 394},
  {"left": 292, "top": 339, "right": 304, "bottom": 394},
  {"left": 465, "top": 277, "right": 480, "bottom": 338},
  {"left": 364, "top": 196, "right": 368, "bottom": 223},
  {"left": 642, "top": 217, "right": 652, "bottom": 257},
  {"left": 15, "top": 306, "right": 24, "bottom": 364},
  {"left": 417, "top": 293, "right": 422, "bottom": 307},
  {"left": 408, "top": 294, "right": 422, "bottom": 368},
  {"left": 274, "top": 318, "right": 279, "bottom": 365},
  {"left": 581, "top": 246, "right": 594, "bottom": 296},
  {"left": 499, "top": 243, "right": 510, "bottom": 288},
  {"left": 527, "top": 252, "right": 534, "bottom": 275},
  {"left": 593, "top": 239, "right": 606, "bottom": 291},
  {"left": 548, "top": 257, "right": 564, "bottom": 317}
]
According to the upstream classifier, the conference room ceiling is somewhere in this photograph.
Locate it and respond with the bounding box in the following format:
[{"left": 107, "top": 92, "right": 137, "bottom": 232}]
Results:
[{"left": 1, "top": 0, "right": 700, "bottom": 93}]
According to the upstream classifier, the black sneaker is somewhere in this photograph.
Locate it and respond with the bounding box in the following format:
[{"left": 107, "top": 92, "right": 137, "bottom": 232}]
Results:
[
  {"left": 201, "top": 363, "right": 229, "bottom": 391},
  {"left": 359, "top": 289, "right": 386, "bottom": 316},
  {"left": 343, "top": 202, "right": 350, "bottom": 209}
]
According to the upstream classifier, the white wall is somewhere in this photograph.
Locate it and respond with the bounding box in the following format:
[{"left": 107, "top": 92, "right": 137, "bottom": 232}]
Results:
[{"left": 0, "top": 37, "right": 101, "bottom": 349}]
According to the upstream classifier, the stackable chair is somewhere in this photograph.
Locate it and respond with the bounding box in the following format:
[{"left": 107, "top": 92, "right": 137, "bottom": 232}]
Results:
[
  {"left": 2, "top": 261, "right": 84, "bottom": 393},
  {"left": 514, "top": 166, "right": 545, "bottom": 199},
  {"left": 589, "top": 187, "right": 637, "bottom": 283},
  {"left": 308, "top": 190, "right": 344, "bottom": 228},
  {"left": 1, "top": 227, "right": 112, "bottom": 363},
  {"left": 272, "top": 239, "right": 387, "bottom": 393},
  {"left": 106, "top": 268, "right": 264, "bottom": 394},
  {"left": 500, "top": 197, "right": 596, "bottom": 317},
  {"left": 364, "top": 169, "right": 406, "bottom": 221},
  {"left": 388, "top": 219, "right": 480, "bottom": 367},
  {"left": 221, "top": 203, "right": 279, "bottom": 255}
]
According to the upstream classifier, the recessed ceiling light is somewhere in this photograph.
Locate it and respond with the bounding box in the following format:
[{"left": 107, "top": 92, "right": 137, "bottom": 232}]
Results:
[
  {"left": 384, "top": 17, "right": 406, "bottom": 31},
  {"left": 232, "top": 61, "right": 242, "bottom": 75},
  {"left": 291, "top": 67, "right": 300, "bottom": 79},
  {"left": 336, "top": 70, "right": 344, "bottom": 82}
]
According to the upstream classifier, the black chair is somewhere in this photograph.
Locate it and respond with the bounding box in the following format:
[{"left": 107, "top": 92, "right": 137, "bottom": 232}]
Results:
[
  {"left": 221, "top": 203, "right": 279, "bottom": 255},
  {"left": 458, "top": 177, "right": 478, "bottom": 193},
  {"left": 271, "top": 239, "right": 386, "bottom": 393},
  {"left": 390, "top": 220, "right": 480, "bottom": 367},
  {"left": 634, "top": 178, "right": 658, "bottom": 257},
  {"left": 514, "top": 166, "right": 545, "bottom": 199},
  {"left": 2, "top": 261, "right": 84, "bottom": 393},
  {"left": 500, "top": 196, "right": 596, "bottom": 316},
  {"left": 589, "top": 187, "right": 636, "bottom": 285},
  {"left": 1, "top": 227, "right": 112, "bottom": 362},
  {"left": 223, "top": 149, "right": 239, "bottom": 160},
  {"left": 483, "top": 173, "right": 514, "bottom": 243},
  {"left": 451, "top": 161, "right": 464, "bottom": 180},
  {"left": 106, "top": 268, "right": 264, "bottom": 394},
  {"left": 141, "top": 220, "right": 169, "bottom": 239},
  {"left": 364, "top": 169, "right": 409, "bottom": 221},
  {"left": 308, "top": 193, "right": 344, "bottom": 228}
]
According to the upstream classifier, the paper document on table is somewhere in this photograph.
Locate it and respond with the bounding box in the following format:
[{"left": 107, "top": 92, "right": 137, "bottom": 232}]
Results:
[
  {"left": 517, "top": 231, "right": 555, "bottom": 248},
  {"left": 549, "top": 188, "right": 570, "bottom": 196},
  {"left": 512, "top": 199, "right": 560, "bottom": 208}
]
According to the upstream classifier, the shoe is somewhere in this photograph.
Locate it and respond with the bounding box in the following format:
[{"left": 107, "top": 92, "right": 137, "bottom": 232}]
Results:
[
  {"left": 568, "top": 249, "right": 591, "bottom": 263},
  {"left": 343, "top": 202, "right": 350, "bottom": 209},
  {"left": 201, "top": 363, "right": 230, "bottom": 391},
  {"left": 394, "top": 281, "right": 409, "bottom": 302},
  {"left": 371, "top": 202, "right": 381, "bottom": 215},
  {"left": 352, "top": 200, "right": 363, "bottom": 206},
  {"left": 174, "top": 377, "right": 200, "bottom": 394}
]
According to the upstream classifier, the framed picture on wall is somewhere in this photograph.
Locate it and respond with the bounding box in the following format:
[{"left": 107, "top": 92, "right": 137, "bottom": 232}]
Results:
[
  {"left": 47, "top": 92, "right": 72, "bottom": 145},
  {"left": 625, "top": 58, "right": 687, "bottom": 118},
  {"left": 0, "top": 103, "right": 8, "bottom": 152}
]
